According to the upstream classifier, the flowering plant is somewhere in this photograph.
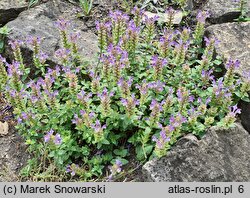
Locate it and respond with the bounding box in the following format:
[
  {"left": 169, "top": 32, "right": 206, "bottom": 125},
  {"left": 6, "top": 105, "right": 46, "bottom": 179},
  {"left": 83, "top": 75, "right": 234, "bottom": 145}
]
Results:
[{"left": 0, "top": 7, "right": 247, "bottom": 180}]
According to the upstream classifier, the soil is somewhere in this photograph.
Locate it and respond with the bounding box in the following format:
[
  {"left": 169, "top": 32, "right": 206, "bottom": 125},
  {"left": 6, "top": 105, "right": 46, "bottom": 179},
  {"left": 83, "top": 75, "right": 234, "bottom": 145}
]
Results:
[{"left": 0, "top": 93, "right": 30, "bottom": 181}]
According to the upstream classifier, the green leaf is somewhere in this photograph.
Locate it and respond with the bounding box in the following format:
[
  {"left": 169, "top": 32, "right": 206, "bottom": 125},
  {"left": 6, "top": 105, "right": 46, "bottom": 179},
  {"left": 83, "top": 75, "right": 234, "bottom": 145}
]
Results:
[
  {"left": 113, "top": 158, "right": 128, "bottom": 165},
  {"left": 242, "top": 97, "right": 250, "bottom": 102},
  {"left": 28, "top": 0, "right": 39, "bottom": 8},
  {"left": 144, "top": 145, "right": 153, "bottom": 155},
  {"left": 101, "top": 139, "right": 110, "bottom": 145},
  {"left": 234, "top": 90, "right": 242, "bottom": 98},
  {"left": 114, "top": 149, "right": 128, "bottom": 157},
  {"left": 81, "top": 147, "right": 90, "bottom": 156},
  {"left": 213, "top": 59, "right": 222, "bottom": 65},
  {"left": 136, "top": 146, "right": 146, "bottom": 161}
]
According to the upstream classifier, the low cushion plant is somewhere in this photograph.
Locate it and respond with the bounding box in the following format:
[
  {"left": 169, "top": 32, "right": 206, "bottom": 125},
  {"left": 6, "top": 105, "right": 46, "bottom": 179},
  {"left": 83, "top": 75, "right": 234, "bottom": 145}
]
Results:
[{"left": 0, "top": 7, "right": 249, "bottom": 181}]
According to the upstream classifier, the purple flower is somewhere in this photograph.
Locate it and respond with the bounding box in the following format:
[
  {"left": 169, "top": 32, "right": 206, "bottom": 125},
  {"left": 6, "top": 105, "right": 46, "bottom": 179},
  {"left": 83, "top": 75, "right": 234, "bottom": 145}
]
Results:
[
  {"left": 37, "top": 52, "right": 48, "bottom": 64},
  {"left": 151, "top": 55, "right": 168, "bottom": 68},
  {"left": 109, "top": 159, "right": 123, "bottom": 175},
  {"left": 61, "top": 66, "right": 71, "bottom": 73},
  {"left": 176, "top": 87, "right": 193, "bottom": 103},
  {"left": 96, "top": 21, "right": 111, "bottom": 31},
  {"left": 169, "top": 113, "right": 187, "bottom": 128},
  {"left": 66, "top": 164, "right": 79, "bottom": 176},
  {"left": 0, "top": 54, "right": 6, "bottom": 63},
  {"left": 91, "top": 120, "right": 106, "bottom": 133},
  {"left": 127, "top": 20, "right": 140, "bottom": 34},
  {"left": 162, "top": 87, "right": 174, "bottom": 109},
  {"left": 17, "top": 112, "right": 31, "bottom": 123},
  {"left": 21, "top": 112, "right": 28, "bottom": 120},
  {"left": 150, "top": 99, "right": 163, "bottom": 112},
  {"left": 120, "top": 94, "right": 139, "bottom": 108},
  {"left": 9, "top": 40, "right": 23, "bottom": 50},
  {"left": 7, "top": 62, "right": 23, "bottom": 77},
  {"left": 152, "top": 124, "right": 172, "bottom": 149},
  {"left": 196, "top": 10, "right": 210, "bottom": 23},
  {"left": 212, "top": 78, "right": 232, "bottom": 98},
  {"left": 174, "top": 39, "right": 190, "bottom": 51},
  {"left": 131, "top": 6, "right": 144, "bottom": 16},
  {"left": 225, "top": 59, "right": 240, "bottom": 70},
  {"left": 182, "top": 27, "right": 191, "bottom": 34},
  {"left": 165, "top": 6, "right": 176, "bottom": 16},
  {"left": 44, "top": 129, "right": 62, "bottom": 145},
  {"left": 45, "top": 90, "right": 59, "bottom": 99},
  {"left": 131, "top": 7, "right": 144, "bottom": 26},
  {"left": 79, "top": 110, "right": 95, "bottom": 126},
  {"left": 54, "top": 133, "right": 62, "bottom": 145},
  {"left": 158, "top": 123, "right": 175, "bottom": 134},
  {"left": 149, "top": 99, "right": 164, "bottom": 125},
  {"left": 55, "top": 48, "right": 71, "bottom": 60},
  {"left": 47, "top": 66, "right": 61, "bottom": 77},
  {"left": 55, "top": 18, "right": 70, "bottom": 31},
  {"left": 66, "top": 165, "right": 72, "bottom": 173},
  {"left": 136, "top": 80, "right": 150, "bottom": 95},
  {"left": 98, "top": 87, "right": 114, "bottom": 100},
  {"left": 200, "top": 97, "right": 211, "bottom": 105},
  {"left": 17, "top": 117, "right": 23, "bottom": 124},
  {"left": 120, "top": 98, "right": 128, "bottom": 106},
  {"left": 115, "top": 160, "right": 122, "bottom": 173},
  {"left": 143, "top": 14, "right": 159, "bottom": 25},
  {"left": 158, "top": 31, "right": 174, "bottom": 57},
  {"left": 117, "top": 77, "right": 133, "bottom": 96},
  {"left": 69, "top": 32, "right": 80, "bottom": 43},
  {"left": 27, "top": 36, "right": 41, "bottom": 46},
  {"left": 228, "top": 105, "right": 241, "bottom": 117},
  {"left": 204, "top": 36, "right": 220, "bottom": 47},
  {"left": 188, "top": 106, "right": 201, "bottom": 118},
  {"left": 201, "top": 69, "right": 214, "bottom": 82},
  {"left": 109, "top": 10, "right": 129, "bottom": 23},
  {"left": 118, "top": 77, "right": 133, "bottom": 88},
  {"left": 148, "top": 81, "right": 165, "bottom": 92},
  {"left": 159, "top": 33, "right": 173, "bottom": 45},
  {"left": 44, "top": 129, "right": 54, "bottom": 143},
  {"left": 72, "top": 114, "right": 81, "bottom": 125},
  {"left": 77, "top": 90, "right": 92, "bottom": 101}
]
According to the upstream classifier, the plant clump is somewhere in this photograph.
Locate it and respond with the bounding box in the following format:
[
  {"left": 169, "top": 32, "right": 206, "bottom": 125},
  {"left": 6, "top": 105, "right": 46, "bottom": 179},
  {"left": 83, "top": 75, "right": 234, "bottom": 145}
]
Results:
[{"left": 0, "top": 7, "right": 248, "bottom": 181}]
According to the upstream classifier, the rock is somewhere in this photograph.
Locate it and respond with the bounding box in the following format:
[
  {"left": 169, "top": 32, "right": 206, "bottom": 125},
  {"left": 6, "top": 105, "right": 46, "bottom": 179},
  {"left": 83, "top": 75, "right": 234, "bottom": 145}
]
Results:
[
  {"left": 204, "top": 0, "right": 250, "bottom": 24},
  {"left": 205, "top": 22, "right": 250, "bottom": 76},
  {"left": 239, "top": 100, "right": 250, "bottom": 133},
  {"left": 185, "top": 0, "right": 194, "bottom": 10},
  {"left": 205, "top": 22, "right": 250, "bottom": 133},
  {"left": 0, "top": 0, "right": 27, "bottom": 26},
  {"left": 0, "top": 127, "right": 29, "bottom": 181},
  {"left": 0, "top": 121, "right": 8, "bottom": 136},
  {"left": 144, "top": 10, "right": 183, "bottom": 25},
  {"left": 4, "top": 0, "right": 99, "bottom": 67},
  {"left": 142, "top": 123, "right": 250, "bottom": 181}
]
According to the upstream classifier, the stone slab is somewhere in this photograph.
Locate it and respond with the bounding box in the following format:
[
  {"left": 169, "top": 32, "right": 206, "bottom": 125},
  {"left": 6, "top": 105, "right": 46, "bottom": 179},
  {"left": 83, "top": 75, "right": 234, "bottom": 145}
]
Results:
[{"left": 142, "top": 123, "right": 250, "bottom": 182}]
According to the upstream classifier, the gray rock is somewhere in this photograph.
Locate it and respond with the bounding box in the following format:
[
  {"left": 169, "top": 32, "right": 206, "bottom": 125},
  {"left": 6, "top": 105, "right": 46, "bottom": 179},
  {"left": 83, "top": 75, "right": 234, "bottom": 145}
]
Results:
[
  {"left": 239, "top": 100, "right": 250, "bottom": 133},
  {"left": 205, "top": 22, "right": 250, "bottom": 76},
  {"left": 0, "top": 126, "right": 29, "bottom": 181},
  {"left": 4, "top": 0, "right": 99, "bottom": 67},
  {"left": 205, "top": 22, "right": 250, "bottom": 133},
  {"left": 142, "top": 123, "right": 250, "bottom": 181},
  {"left": 204, "top": 0, "right": 250, "bottom": 24},
  {"left": 0, "top": 0, "right": 27, "bottom": 25}
]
